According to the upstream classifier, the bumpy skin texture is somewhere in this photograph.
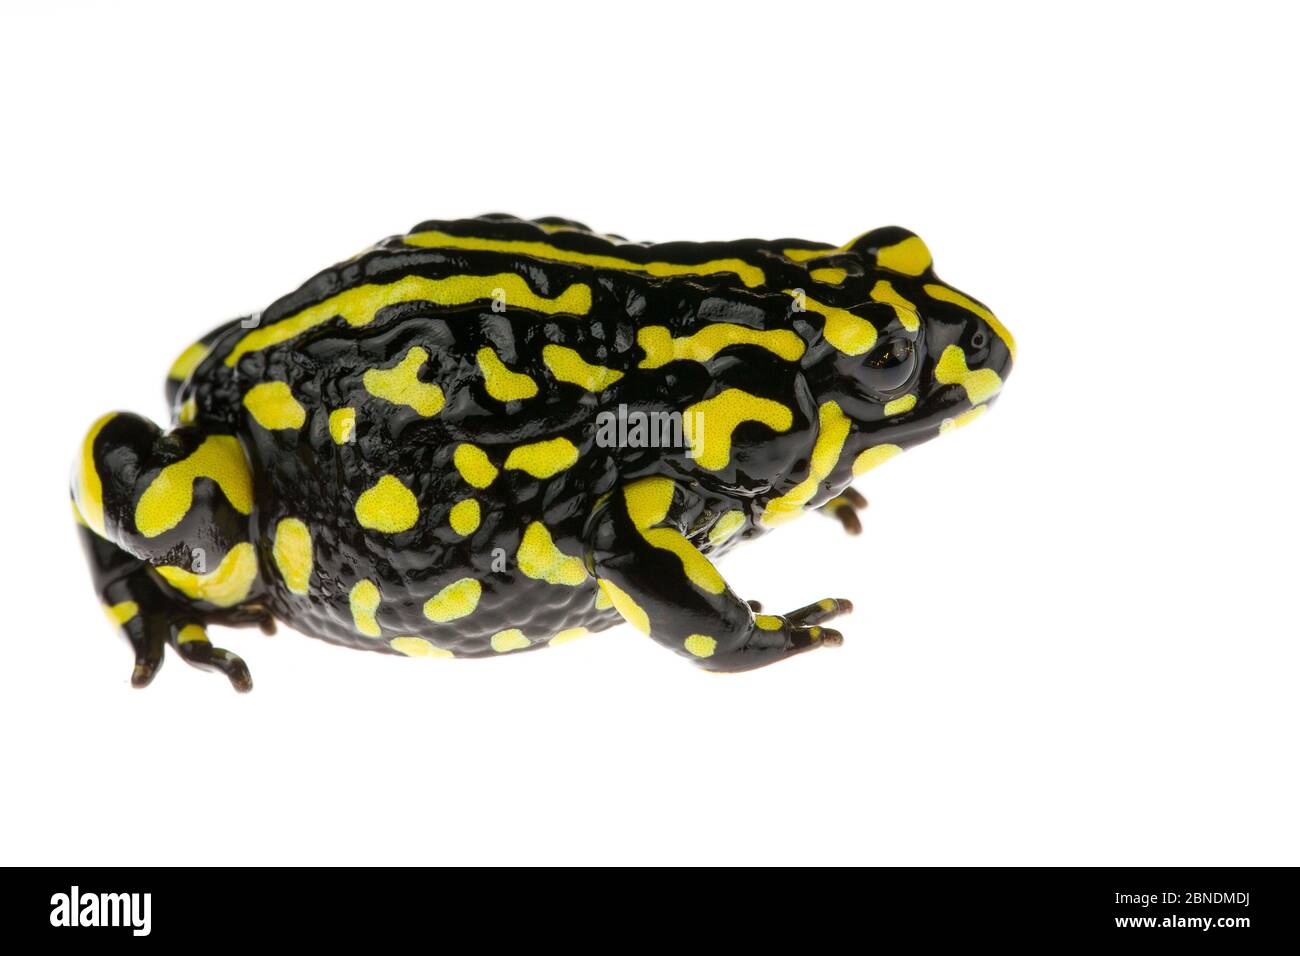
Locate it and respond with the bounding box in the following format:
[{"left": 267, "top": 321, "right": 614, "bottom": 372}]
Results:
[{"left": 71, "top": 214, "right": 1015, "bottom": 690}]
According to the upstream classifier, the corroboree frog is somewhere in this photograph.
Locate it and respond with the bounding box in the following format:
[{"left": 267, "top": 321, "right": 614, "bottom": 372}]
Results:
[{"left": 71, "top": 214, "right": 1015, "bottom": 690}]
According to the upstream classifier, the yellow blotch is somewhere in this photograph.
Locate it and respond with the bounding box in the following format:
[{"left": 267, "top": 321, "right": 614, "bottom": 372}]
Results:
[
  {"left": 449, "top": 498, "right": 481, "bottom": 536},
  {"left": 853, "top": 444, "right": 902, "bottom": 477},
  {"left": 272, "top": 517, "right": 313, "bottom": 595},
  {"left": 792, "top": 292, "right": 878, "bottom": 356},
  {"left": 390, "top": 636, "right": 454, "bottom": 658},
  {"left": 453, "top": 444, "right": 498, "bottom": 488},
  {"left": 761, "top": 401, "right": 852, "bottom": 527},
  {"left": 503, "top": 437, "right": 579, "bottom": 479},
  {"left": 637, "top": 324, "right": 805, "bottom": 370},
  {"left": 869, "top": 280, "right": 921, "bottom": 332},
  {"left": 178, "top": 398, "right": 199, "bottom": 425},
  {"left": 176, "top": 624, "right": 208, "bottom": 645},
  {"left": 423, "top": 577, "right": 481, "bottom": 623},
  {"left": 599, "top": 579, "right": 651, "bottom": 635},
  {"left": 754, "top": 614, "right": 783, "bottom": 631},
  {"left": 167, "top": 341, "right": 209, "bottom": 381},
  {"left": 684, "top": 634, "right": 717, "bottom": 658},
  {"left": 622, "top": 477, "right": 726, "bottom": 594},
  {"left": 354, "top": 475, "right": 420, "bottom": 533},
  {"left": 74, "top": 412, "right": 115, "bottom": 537},
  {"left": 243, "top": 382, "right": 307, "bottom": 431},
  {"left": 642, "top": 528, "right": 726, "bottom": 594},
  {"left": 875, "top": 235, "right": 933, "bottom": 276},
  {"left": 349, "top": 579, "right": 382, "bottom": 637},
  {"left": 329, "top": 407, "right": 357, "bottom": 444},
  {"left": 477, "top": 347, "right": 538, "bottom": 402},
  {"left": 940, "top": 405, "right": 989, "bottom": 434},
  {"left": 708, "top": 509, "right": 746, "bottom": 546},
  {"left": 925, "top": 283, "right": 1017, "bottom": 361},
  {"left": 783, "top": 244, "right": 843, "bottom": 263},
  {"left": 155, "top": 542, "right": 258, "bottom": 607},
  {"left": 542, "top": 344, "right": 624, "bottom": 391},
  {"left": 363, "top": 347, "right": 445, "bottom": 416},
  {"left": 624, "top": 477, "right": 675, "bottom": 530},
  {"left": 226, "top": 273, "right": 592, "bottom": 366},
  {"left": 490, "top": 628, "right": 532, "bottom": 653},
  {"left": 883, "top": 394, "right": 917, "bottom": 416},
  {"left": 594, "top": 587, "right": 614, "bottom": 610},
  {"left": 682, "top": 388, "right": 794, "bottom": 471},
  {"left": 810, "top": 266, "right": 848, "bottom": 285},
  {"left": 135, "top": 435, "right": 253, "bottom": 538},
  {"left": 517, "top": 522, "right": 588, "bottom": 586},
  {"left": 934, "top": 345, "right": 1003, "bottom": 406},
  {"left": 403, "top": 229, "right": 766, "bottom": 288},
  {"left": 550, "top": 627, "right": 590, "bottom": 646},
  {"left": 104, "top": 601, "right": 139, "bottom": 626}
]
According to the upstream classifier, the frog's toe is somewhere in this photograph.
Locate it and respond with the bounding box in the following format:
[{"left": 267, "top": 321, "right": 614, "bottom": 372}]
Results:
[
  {"left": 819, "top": 487, "right": 868, "bottom": 535},
  {"left": 129, "top": 632, "right": 166, "bottom": 689},
  {"left": 785, "top": 597, "right": 854, "bottom": 627},
  {"left": 171, "top": 624, "right": 253, "bottom": 692}
]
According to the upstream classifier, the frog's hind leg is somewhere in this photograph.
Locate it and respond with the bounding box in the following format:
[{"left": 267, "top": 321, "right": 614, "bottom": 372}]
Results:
[
  {"left": 75, "top": 516, "right": 261, "bottom": 691},
  {"left": 586, "top": 477, "right": 853, "bottom": 672}
]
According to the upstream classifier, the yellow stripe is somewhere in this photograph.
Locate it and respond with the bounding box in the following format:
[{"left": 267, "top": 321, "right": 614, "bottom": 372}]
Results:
[
  {"left": 403, "top": 229, "right": 766, "bottom": 288},
  {"left": 761, "top": 401, "right": 851, "bottom": 526},
  {"left": 934, "top": 345, "right": 1003, "bottom": 406},
  {"left": 598, "top": 579, "right": 651, "bottom": 635},
  {"left": 542, "top": 344, "right": 624, "bottom": 391},
  {"left": 167, "top": 341, "right": 209, "bottom": 381},
  {"left": 104, "top": 600, "right": 139, "bottom": 626},
  {"left": 225, "top": 273, "right": 592, "bottom": 366},
  {"left": 682, "top": 389, "right": 793, "bottom": 471},
  {"left": 135, "top": 435, "right": 253, "bottom": 538},
  {"left": 637, "top": 324, "right": 805, "bottom": 369},
  {"left": 924, "top": 283, "right": 1016, "bottom": 361},
  {"left": 869, "top": 280, "right": 921, "bottom": 332},
  {"left": 792, "top": 292, "right": 878, "bottom": 356},
  {"left": 74, "top": 412, "right": 115, "bottom": 537},
  {"left": 155, "top": 542, "right": 258, "bottom": 607}
]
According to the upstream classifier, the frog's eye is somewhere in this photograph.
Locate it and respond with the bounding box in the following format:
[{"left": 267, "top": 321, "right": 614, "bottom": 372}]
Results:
[{"left": 858, "top": 336, "right": 917, "bottom": 395}]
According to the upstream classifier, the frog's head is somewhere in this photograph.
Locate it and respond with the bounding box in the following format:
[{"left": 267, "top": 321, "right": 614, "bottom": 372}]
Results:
[
  {"left": 72, "top": 412, "right": 262, "bottom": 607},
  {"left": 809, "top": 227, "right": 1015, "bottom": 457}
]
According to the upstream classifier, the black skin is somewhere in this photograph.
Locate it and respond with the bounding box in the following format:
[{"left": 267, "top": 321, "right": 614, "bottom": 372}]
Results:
[{"left": 72, "top": 214, "right": 1014, "bottom": 689}]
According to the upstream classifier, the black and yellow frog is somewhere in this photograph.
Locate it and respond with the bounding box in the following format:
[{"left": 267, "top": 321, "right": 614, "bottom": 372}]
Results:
[{"left": 71, "top": 214, "right": 1015, "bottom": 690}]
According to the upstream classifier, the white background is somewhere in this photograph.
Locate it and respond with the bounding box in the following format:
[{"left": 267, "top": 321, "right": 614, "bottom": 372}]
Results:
[{"left": 1, "top": 1, "right": 1296, "bottom": 866}]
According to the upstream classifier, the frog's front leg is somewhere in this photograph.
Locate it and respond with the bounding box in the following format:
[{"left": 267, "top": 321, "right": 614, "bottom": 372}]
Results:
[
  {"left": 818, "top": 486, "right": 868, "bottom": 535},
  {"left": 586, "top": 478, "right": 851, "bottom": 672}
]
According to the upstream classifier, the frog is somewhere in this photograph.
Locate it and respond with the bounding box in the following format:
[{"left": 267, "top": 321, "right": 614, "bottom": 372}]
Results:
[{"left": 71, "top": 213, "right": 1015, "bottom": 691}]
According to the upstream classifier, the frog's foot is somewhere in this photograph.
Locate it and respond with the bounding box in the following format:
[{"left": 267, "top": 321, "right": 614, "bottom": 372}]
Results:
[
  {"left": 78, "top": 523, "right": 255, "bottom": 692},
  {"left": 589, "top": 478, "right": 858, "bottom": 673},
  {"left": 748, "top": 597, "right": 852, "bottom": 652},
  {"left": 819, "top": 487, "right": 867, "bottom": 535}
]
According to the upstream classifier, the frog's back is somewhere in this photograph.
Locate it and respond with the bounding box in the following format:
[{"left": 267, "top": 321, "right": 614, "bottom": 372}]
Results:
[{"left": 174, "top": 215, "right": 818, "bottom": 656}]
